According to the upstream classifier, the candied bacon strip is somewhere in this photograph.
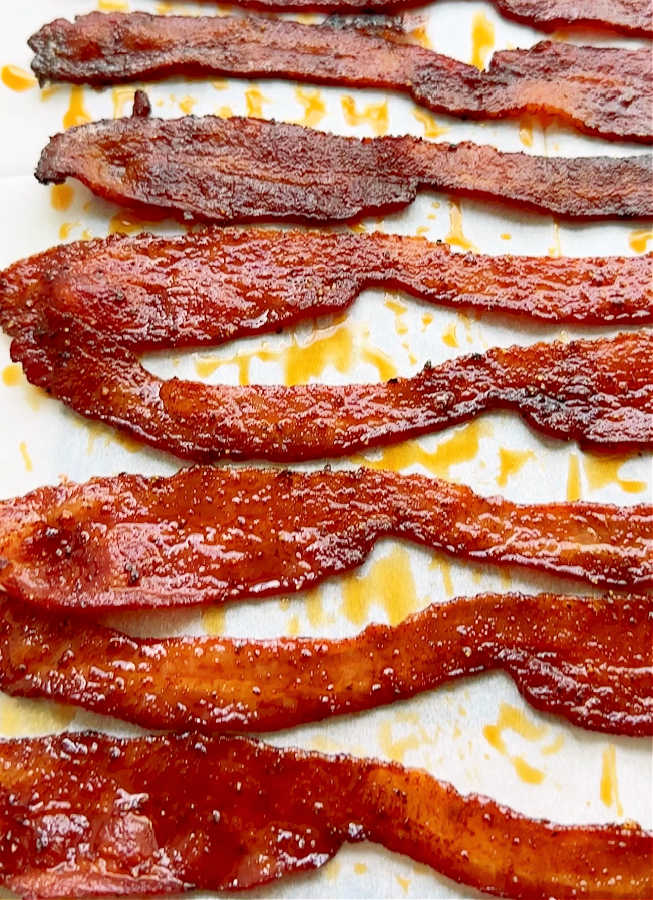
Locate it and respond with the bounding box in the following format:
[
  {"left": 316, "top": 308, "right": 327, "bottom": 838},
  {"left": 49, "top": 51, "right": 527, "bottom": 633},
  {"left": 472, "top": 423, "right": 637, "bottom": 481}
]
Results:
[
  {"left": 28, "top": 13, "right": 653, "bottom": 143},
  {"left": 1, "top": 592, "right": 651, "bottom": 735},
  {"left": 34, "top": 115, "right": 653, "bottom": 223},
  {"left": 134, "top": 0, "right": 652, "bottom": 36},
  {"left": 1, "top": 731, "right": 651, "bottom": 900},
  {"left": 0, "top": 466, "right": 650, "bottom": 612},
  {"left": 2, "top": 232, "right": 652, "bottom": 349},
  {"left": 10, "top": 316, "right": 652, "bottom": 458}
]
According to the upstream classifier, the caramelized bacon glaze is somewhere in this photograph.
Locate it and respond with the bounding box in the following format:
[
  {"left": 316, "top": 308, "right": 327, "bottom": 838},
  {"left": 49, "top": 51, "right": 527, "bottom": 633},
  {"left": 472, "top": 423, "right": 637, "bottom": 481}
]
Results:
[
  {"left": 1, "top": 592, "right": 651, "bottom": 735},
  {"left": 1, "top": 731, "right": 651, "bottom": 899},
  {"left": 10, "top": 318, "right": 653, "bottom": 458},
  {"left": 28, "top": 13, "right": 653, "bottom": 142},
  {"left": 2, "top": 231, "right": 651, "bottom": 348},
  {"left": 35, "top": 116, "right": 653, "bottom": 223},
  {"left": 0, "top": 467, "right": 650, "bottom": 611}
]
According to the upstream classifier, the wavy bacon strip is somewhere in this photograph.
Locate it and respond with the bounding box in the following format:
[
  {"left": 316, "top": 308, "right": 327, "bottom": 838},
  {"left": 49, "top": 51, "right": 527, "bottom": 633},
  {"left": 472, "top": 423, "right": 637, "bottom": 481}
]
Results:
[
  {"left": 2, "top": 592, "right": 651, "bottom": 735},
  {"left": 0, "top": 466, "right": 650, "bottom": 612},
  {"left": 140, "top": 0, "right": 652, "bottom": 36},
  {"left": 10, "top": 316, "right": 653, "bottom": 458},
  {"left": 35, "top": 115, "right": 653, "bottom": 223},
  {"left": 28, "top": 13, "right": 653, "bottom": 143},
  {"left": 2, "top": 232, "right": 651, "bottom": 349},
  {"left": 1, "top": 730, "right": 651, "bottom": 900}
]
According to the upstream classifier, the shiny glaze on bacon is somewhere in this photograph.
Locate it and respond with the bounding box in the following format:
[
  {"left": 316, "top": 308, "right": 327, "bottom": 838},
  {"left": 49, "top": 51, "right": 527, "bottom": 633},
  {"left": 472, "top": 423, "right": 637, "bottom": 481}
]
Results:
[
  {"left": 1, "top": 731, "right": 651, "bottom": 899},
  {"left": 0, "top": 467, "right": 650, "bottom": 611},
  {"left": 34, "top": 116, "right": 653, "bottom": 223},
  {"left": 10, "top": 317, "right": 652, "bottom": 458},
  {"left": 28, "top": 13, "right": 653, "bottom": 143},
  {"left": 2, "top": 231, "right": 651, "bottom": 349},
  {"left": 1, "top": 592, "right": 650, "bottom": 735}
]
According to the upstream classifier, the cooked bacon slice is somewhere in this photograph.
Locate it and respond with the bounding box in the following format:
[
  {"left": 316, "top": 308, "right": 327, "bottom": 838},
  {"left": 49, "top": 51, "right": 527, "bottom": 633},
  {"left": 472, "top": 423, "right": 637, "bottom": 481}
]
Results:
[
  {"left": 2, "top": 592, "right": 651, "bottom": 735},
  {"left": 10, "top": 315, "right": 652, "bottom": 458},
  {"left": 0, "top": 466, "right": 650, "bottom": 612},
  {"left": 101, "top": 0, "right": 650, "bottom": 36},
  {"left": 34, "top": 115, "right": 653, "bottom": 223},
  {"left": 28, "top": 13, "right": 653, "bottom": 143},
  {"left": 491, "top": 0, "right": 651, "bottom": 36},
  {"left": 2, "top": 232, "right": 651, "bottom": 349},
  {"left": 1, "top": 730, "right": 651, "bottom": 900}
]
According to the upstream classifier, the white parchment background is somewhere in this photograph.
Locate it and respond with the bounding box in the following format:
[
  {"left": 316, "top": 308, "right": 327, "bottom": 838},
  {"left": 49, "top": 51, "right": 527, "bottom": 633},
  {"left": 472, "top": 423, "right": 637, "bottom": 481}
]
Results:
[{"left": 0, "top": 1, "right": 651, "bottom": 898}]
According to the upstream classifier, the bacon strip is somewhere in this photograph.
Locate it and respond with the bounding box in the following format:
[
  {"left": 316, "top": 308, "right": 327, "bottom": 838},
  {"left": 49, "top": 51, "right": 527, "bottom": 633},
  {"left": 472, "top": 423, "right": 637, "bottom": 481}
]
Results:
[
  {"left": 34, "top": 115, "right": 653, "bottom": 223},
  {"left": 490, "top": 0, "right": 651, "bottom": 36},
  {"left": 118, "top": 0, "right": 652, "bottom": 36},
  {"left": 2, "top": 592, "right": 651, "bottom": 735},
  {"left": 2, "top": 232, "right": 652, "bottom": 350},
  {"left": 10, "top": 317, "right": 653, "bottom": 458},
  {"left": 1, "top": 730, "right": 651, "bottom": 900},
  {"left": 0, "top": 466, "right": 650, "bottom": 612},
  {"left": 28, "top": 13, "right": 653, "bottom": 143}
]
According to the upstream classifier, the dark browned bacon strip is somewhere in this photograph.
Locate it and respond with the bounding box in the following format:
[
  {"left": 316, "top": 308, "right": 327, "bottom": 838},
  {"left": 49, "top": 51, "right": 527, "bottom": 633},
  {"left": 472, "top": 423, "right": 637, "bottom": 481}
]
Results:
[
  {"left": 1, "top": 731, "right": 651, "bottom": 899},
  {"left": 10, "top": 317, "right": 653, "bottom": 458},
  {"left": 28, "top": 13, "right": 653, "bottom": 142},
  {"left": 0, "top": 467, "right": 650, "bottom": 612},
  {"left": 133, "top": 0, "right": 652, "bottom": 36},
  {"left": 2, "top": 592, "right": 650, "bottom": 735},
  {"left": 2, "top": 231, "right": 651, "bottom": 349},
  {"left": 35, "top": 115, "right": 653, "bottom": 223}
]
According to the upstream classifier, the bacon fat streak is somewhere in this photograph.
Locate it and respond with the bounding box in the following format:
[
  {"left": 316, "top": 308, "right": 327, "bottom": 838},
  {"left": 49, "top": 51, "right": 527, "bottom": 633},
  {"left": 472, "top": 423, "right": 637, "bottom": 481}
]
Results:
[
  {"left": 0, "top": 467, "right": 650, "bottom": 611},
  {"left": 28, "top": 14, "right": 653, "bottom": 142},
  {"left": 0, "top": 731, "right": 651, "bottom": 899},
  {"left": 35, "top": 116, "right": 653, "bottom": 223},
  {"left": 2, "top": 231, "right": 651, "bottom": 349},
  {"left": 1, "top": 592, "right": 651, "bottom": 735}
]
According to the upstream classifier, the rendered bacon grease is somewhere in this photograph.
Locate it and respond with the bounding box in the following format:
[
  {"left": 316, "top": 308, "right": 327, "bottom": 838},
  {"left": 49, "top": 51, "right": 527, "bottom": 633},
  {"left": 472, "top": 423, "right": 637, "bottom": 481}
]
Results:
[
  {"left": 0, "top": 731, "right": 651, "bottom": 899},
  {"left": 35, "top": 116, "right": 653, "bottom": 223},
  {"left": 1, "top": 231, "right": 651, "bottom": 348},
  {"left": 29, "top": 13, "right": 653, "bottom": 142},
  {"left": 0, "top": 467, "right": 650, "bottom": 611},
  {"left": 1, "top": 592, "right": 650, "bottom": 735}
]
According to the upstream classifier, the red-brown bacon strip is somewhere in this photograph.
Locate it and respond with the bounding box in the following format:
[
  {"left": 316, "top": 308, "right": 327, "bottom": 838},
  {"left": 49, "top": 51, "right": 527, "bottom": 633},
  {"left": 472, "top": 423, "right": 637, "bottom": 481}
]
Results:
[
  {"left": 10, "top": 317, "right": 653, "bottom": 458},
  {"left": 28, "top": 13, "right": 653, "bottom": 143},
  {"left": 1, "top": 592, "right": 650, "bottom": 735},
  {"left": 34, "top": 115, "right": 653, "bottom": 222},
  {"left": 2, "top": 231, "right": 651, "bottom": 348},
  {"left": 1, "top": 731, "right": 651, "bottom": 899},
  {"left": 123, "top": 1, "right": 652, "bottom": 36},
  {"left": 0, "top": 467, "right": 650, "bottom": 611}
]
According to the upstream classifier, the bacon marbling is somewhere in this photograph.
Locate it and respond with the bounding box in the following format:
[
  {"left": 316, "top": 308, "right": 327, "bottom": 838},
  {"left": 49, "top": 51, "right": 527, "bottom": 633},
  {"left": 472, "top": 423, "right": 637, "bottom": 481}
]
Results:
[
  {"left": 1, "top": 731, "right": 651, "bottom": 899},
  {"left": 35, "top": 116, "right": 653, "bottom": 223},
  {"left": 2, "top": 231, "right": 651, "bottom": 349},
  {"left": 28, "top": 13, "right": 653, "bottom": 142},
  {"left": 0, "top": 466, "right": 650, "bottom": 612},
  {"left": 1, "top": 592, "right": 651, "bottom": 735}
]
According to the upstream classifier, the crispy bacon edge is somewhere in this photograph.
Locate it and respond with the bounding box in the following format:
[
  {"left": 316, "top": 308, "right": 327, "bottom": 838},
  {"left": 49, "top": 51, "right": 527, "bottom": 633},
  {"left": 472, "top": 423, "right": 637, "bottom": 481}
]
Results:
[
  {"left": 0, "top": 466, "right": 651, "bottom": 612},
  {"left": 34, "top": 115, "right": 653, "bottom": 223},
  {"left": 1, "top": 591, "right": 651, "bottom": 735},
  {"left": 1, "top": 730, "right": 652, "bottom": 899},
  {"left": 1, "top": 231, "right": 651, "bottom": 351},
  {"left": 27, "top": 13, "right": 653, "bottom": 142}
]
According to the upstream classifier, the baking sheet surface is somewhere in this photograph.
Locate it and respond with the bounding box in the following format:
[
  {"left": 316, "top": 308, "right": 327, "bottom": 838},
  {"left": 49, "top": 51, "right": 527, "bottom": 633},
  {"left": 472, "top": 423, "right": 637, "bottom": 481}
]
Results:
[{"left": 0, "top": 2, "right": 651, "bottom": 897}]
